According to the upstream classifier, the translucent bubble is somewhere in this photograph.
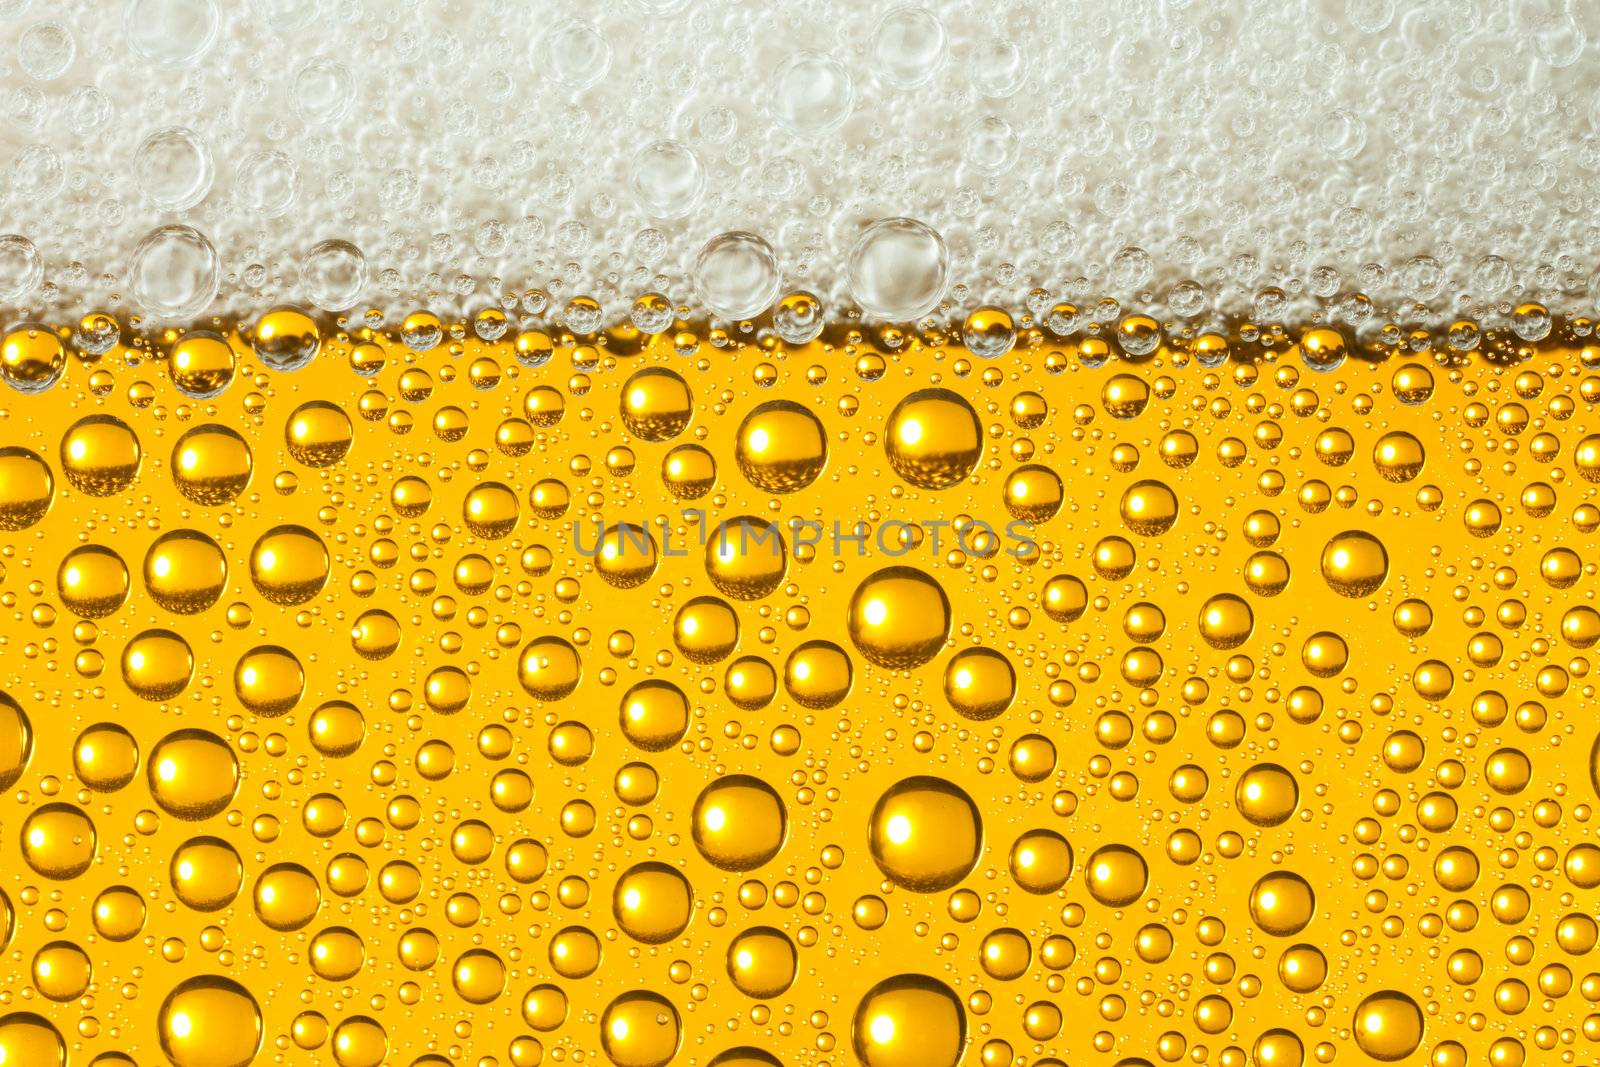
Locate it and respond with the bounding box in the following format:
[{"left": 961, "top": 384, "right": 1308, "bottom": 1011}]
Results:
[
  {"left": 1346, "top": 0, "right": 1395, "bottom": 32},
  {"left": 705, "top": 517, "right": 787, "bottom": 601},
  {"left": 0, "top": 234, "right": 43, "bottom": 302},
  {"left": 17, "top": 21, "right": 74, "bottom": 80},
  {"left": 773, "top": 290, "right": 824, "bottom": 344},
  {"left": 870, "top": 6, "right": 947, "bottom": 90},
  {"left": 1318, "top": 108, "right": 1367, "bottom": 160},
  {"left": 293, "top": 58, "right": 354, "bottom": 124},
  {"left": 1002, "top": 464, "right": 1063, "bottom": 523},
  {"left": 254, "top": 862, "right": 321, "bottom": 931},
  {"left": 134, "top": 125, "right": 213, "bottom": 210},
  {"left": 60, "top": 414, "right": 140, "bottom": 495},
  {"left": 1009, "top": 829, "right": 1073, "bottom": 893},
  {"left": 234, "top": 644, "right": 304, "bottom": 717},
  {"left": 630, "top": 141, "right": 704, "bottom": 220},
  {"left": 1109, "top": 246, "right": 1154, "bottom": 290},
  {"left": 1235, "top": 764, "right": 1299, "bottom": 826},
  {"left": 769, "top": 51, "right": 854, "bottom": 136},
  {"left": 1371, "top": 431, "right": 1424, "bottom": 482},
  {"left": 1299, "top": 327, "right": 1347, "bottom": 372},
  {"left": 148, "top": 728, "right": 237, "bottom": 818},
  {"left": 962, "top": 116, "right": 1020, "bottom": 176},
  {"left": 121, "top": 628, "right": 194, "bottom": 700},
  {"left": 300, "top": 239, "right": 367, "bottom": 312},
  {"left": 979, "top": 927, "right": 1032, "bottom": 980},
  {"left": 968, "top": 36, "right": 1026, "bottom": 97},
  {"left": 91, "top": 884, "right": 146, "bottom": 942},
  {"left": 629, "top": 292, "right": 675, "bottom": 334},
  {"left": 963, "top": 306, "right": 1015, "bottom": 358},
  {"left": 166, "top": 330, "right": 235, "bottom": 399},
  {"left": 235, "top": 149, "right": 299, "bottom": 217},
  {"left": 613, "top": 861, "right": 693, "bottom": 943},
  {"left": 170, "top": 834, "right": 243, "bottom": 910},
  {"left": 847, "top": 218, "right": 949, "bottom": 321},
  {"left": 72, "top": 312, "right": 119, "bottom": 355},
  {"left": 621, "top": 367, "right": 693, "bottom": 441},
  {"left": 285, "top": 400, "right": 353, "bottom": 467},
  {"left": 693, "top": 231, "right": 781, "bottom": 321},
  {"left": 128, "top": 224, "right": 220, "bottom": 319},
  {"left": 58, "top": 545, "right": 129, "bottom": 619},
  {"left": 73, "top": 721, "right": 139, "bottom": 792},
  {"left": 544, "top": 18, "right": 612, "bottom": 91},
  {"left": 125, "top": 0, "right": 219, "bottom": 65},
  {"left": 11, "top": 144, "right": 63, "bottom": 201}
]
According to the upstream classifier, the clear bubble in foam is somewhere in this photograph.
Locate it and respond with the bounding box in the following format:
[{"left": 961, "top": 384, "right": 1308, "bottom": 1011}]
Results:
[
  {"left": 134, "top": 126, "right": 213, "bottom": 211},
  {"left": 870, "top": 6, "right": 947, "bottom": 91},
  {"left": 631, "top": 141, "right": 704, "bottom": 221},
  {"left": 12, "top": 144, "right": 64, "bottom": 202},
  {"left": 235, "top": 150, "right": 300, "bottom": 218},
  {"left": 17, "top": 21, "right": 75, "bottom": 81},
  {"left": 0, "top": 235, "right": 44, "bottom": 302},
  {"left": 300, "top": 240, "right": 368, "bottom": 313},
  {"left": 544, "top": 18, "right": 612, "bottom": 91},
  {"left": 693, "top": 232, "right": 781, "bottom": 322},
  {"left": 293, "top": 59, "right": 355, "bottom": 125},
  {"left": 128, "top": 224, "right": 219, "bottom": 320},
  {"left": 846, "top": 217, "right": 949, "bottom": 322},
  {"left": 124, "top": 0, "right": 219, "bottom": 66},
  {"left": 769, "top": 51, "right": 855, "bottom": 137}
]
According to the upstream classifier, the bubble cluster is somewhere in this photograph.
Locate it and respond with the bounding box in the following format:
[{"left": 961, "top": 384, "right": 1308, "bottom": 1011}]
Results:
[
  {"left": 0, "top": 300, "right": 1598, "bottom": 1067},
  {"left": 1, "top": 2, "right": 1598, "bottom": 328}
]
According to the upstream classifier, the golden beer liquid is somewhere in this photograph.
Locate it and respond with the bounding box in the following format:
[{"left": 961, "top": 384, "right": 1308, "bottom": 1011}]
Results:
[{"left": 0, "top": 305, "right": 1598, "bottom": 1067}]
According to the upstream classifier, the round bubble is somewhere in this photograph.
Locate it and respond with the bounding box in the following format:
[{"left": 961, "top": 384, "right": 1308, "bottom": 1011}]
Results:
[
  {"left": 128, "top": 224, "right": 220, "bottom": 320},
  {"left": 133, "top": 126, "right": 213, "bottom": 211},
  {"left": 769, "top": 51, "right": 855, "bottom": 137},
  {"left": 544, "top": 18, "right": 612, "bottom": 90},
  {"left": 870, "top": 6, "right": 947, "bottom": 90},
  {"left": 0, "top": 235, "right": 44, "bottom": 302},
  {"left": 847, "top": 218, "right": 949, "bottom": 321},
  {"left": 12, "top": 145, "right": 63, "bottom": 201},
  {"left": 293, "top": 58, "right": 354, "bottom": 124},
  {"left": 300, "top": 239, "right": 367, "bottom": 312},
  {"left": 125, "top": 0, "right": 219, "bottom": 65},
  {"left": 235, "top": 150, "right": 300, "bottom": 217},
  {"left": 18, "top": 21, "right": 75, "bottom": 80},
  {"left": 693, "top": 232, "right": 781, "bottom": 321},
  {"left": 630, "top": 140, "right": 704, "bottom": 220}
]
